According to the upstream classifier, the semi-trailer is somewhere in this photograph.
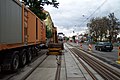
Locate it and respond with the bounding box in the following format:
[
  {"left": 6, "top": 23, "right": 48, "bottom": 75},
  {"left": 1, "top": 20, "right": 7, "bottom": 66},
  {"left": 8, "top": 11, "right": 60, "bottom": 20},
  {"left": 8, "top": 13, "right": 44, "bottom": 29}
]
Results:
[{"left": 0, "top": 0, "right": 46, "bottom": 71}]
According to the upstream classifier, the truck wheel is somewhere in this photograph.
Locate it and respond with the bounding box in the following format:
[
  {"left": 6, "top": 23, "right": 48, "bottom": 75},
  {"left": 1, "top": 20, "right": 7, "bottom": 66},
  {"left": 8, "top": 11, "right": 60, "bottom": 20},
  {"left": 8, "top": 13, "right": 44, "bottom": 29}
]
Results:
[
  {"left": 11, "top": 52, "right": 19, "bottom": 71},
  {"left": 98, "top": 48, "right": 100, "bottom": 51},
  {"left": 27, "top": 48, "right": 32, "bottom": 63},
  {"left": 99, "top": 48, "right": 102, "bottom": 51},
  {"left": 109, "top": 50, "right": 112, "bottom": 52},
  {"left": 33, "top": 47, "right": 38, "bottom": 56},
  {"left": 95, "top": 47, "right": 97, "bottom": 50},
  {"left": 20, "top": 49, "right": 27, "bottom": 66}
]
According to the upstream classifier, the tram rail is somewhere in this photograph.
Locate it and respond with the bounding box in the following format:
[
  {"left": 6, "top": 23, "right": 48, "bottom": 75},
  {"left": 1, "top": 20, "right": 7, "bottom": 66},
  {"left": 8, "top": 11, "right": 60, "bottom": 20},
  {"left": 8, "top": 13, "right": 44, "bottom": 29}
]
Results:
[
  {"left": 0, "top": 51, "right": 48, "bottom": 80},
  {"left": 65, "top": 44, "right": 99, "bottom": 80},
  {"left": 66, "top": 43, "right": 120, "bottom": 80},
  {"left": 55, "top": 55, "right": 62, "bottom": 80},
  {"left": 21, "top": 56, "right": 48, "bottom": 80}
]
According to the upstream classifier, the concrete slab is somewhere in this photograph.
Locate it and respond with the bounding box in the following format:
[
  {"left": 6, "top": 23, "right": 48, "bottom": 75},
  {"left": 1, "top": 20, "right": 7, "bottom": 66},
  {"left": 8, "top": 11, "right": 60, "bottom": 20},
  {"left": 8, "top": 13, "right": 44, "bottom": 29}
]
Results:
[
  {"left": 66, "top": 43, "right": 104, "bottom": 80},
  {"left": 60, "top": 55, "right": 65, "bottom": 68},
  {"left": 26, "top": 68, "right": 56, "bottom": 80},
  {"left": 64, "top": 46, "right": 86, "bottom": 79},
  {"left": 60, "top": 54, "right": 67, "bottom": 80},
  {"left": 26, "top": 55, "right": 58, "bottom": 80},
  {"left": 60, "top": 68, "right": 66, "bottom": 80},
  {"left": 70, "top": 53, "right": 93, "bottom": 80},
  {"left": 67, "top": 77, "right": 86, "bottom": 80},
  {"left": 39, "top": 55, "right": 57, "bottom": 68}
]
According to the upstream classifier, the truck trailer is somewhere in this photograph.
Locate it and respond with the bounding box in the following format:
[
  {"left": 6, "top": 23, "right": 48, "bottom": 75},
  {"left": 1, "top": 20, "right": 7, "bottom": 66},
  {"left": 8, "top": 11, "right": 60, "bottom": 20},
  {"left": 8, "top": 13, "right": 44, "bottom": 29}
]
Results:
[{"left": 0, "top": 0, "right": 46, "bottom": 71}]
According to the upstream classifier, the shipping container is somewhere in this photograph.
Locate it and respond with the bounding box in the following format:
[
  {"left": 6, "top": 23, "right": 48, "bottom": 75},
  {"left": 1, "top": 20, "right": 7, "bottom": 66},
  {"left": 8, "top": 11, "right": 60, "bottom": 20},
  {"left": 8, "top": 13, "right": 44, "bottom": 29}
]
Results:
[{"left": 0, "top": 0, "right": 46, "bottom": 71}]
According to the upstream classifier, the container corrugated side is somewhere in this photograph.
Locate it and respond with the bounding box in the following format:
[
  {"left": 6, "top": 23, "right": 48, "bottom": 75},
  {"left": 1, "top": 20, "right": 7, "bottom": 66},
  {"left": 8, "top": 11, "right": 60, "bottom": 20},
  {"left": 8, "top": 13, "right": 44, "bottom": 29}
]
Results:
[{"left": 0, "top": 0, "right": 22, "bottom": 44}]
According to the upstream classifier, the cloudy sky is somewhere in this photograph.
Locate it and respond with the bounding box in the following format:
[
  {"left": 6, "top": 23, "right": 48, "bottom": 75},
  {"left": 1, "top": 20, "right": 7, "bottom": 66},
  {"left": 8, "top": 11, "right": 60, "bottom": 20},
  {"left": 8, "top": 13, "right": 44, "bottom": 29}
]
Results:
[{"left": 44, "top": 0, "right": 120, "bottom": 37}]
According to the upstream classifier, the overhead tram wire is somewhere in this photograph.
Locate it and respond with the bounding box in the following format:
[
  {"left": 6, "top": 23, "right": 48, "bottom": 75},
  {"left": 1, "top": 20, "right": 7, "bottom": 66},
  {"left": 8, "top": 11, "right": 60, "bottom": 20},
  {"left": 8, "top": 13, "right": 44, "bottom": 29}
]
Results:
[{"left": 79, "top": 0, "right": 108, "bottom": 27}]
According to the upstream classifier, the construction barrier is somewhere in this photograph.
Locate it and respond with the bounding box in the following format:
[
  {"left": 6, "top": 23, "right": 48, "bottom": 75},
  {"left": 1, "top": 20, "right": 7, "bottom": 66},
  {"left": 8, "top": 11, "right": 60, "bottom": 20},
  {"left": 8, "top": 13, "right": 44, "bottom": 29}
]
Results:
[
  {"left": 116, "top": 46, "right": 120, "bottom": 64},
  {"left": 80, "top": 43, "right": 82, "bottom": 49},
  {"left": 88, "top": 44, "right": 92, "bottom": 51}
]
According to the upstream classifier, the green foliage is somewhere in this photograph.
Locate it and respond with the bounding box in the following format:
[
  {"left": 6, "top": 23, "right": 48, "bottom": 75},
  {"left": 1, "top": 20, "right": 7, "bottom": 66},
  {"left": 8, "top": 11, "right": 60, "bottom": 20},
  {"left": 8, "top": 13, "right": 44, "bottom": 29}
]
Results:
[
  {"left": 87, "top": 13, "right": 120, "bottom": 42},
  {"left": 46, "top": 29, "right": 52, "bottom": 38},
  {"left": 22, "top": 0, "right": 59, "bottom": 20},
  {"left": 72, "top": 36, "right": 75, "bottom": 42},
  {"left": 66, "top": 37, "right": 69, "bottom": 41}
]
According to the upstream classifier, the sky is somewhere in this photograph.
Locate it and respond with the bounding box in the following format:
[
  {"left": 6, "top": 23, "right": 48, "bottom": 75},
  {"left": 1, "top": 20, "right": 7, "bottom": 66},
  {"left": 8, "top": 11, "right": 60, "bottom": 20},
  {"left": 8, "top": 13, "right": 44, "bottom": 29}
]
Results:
[{"left": 44, "top": 0, "right": 120, "bottom": 37}]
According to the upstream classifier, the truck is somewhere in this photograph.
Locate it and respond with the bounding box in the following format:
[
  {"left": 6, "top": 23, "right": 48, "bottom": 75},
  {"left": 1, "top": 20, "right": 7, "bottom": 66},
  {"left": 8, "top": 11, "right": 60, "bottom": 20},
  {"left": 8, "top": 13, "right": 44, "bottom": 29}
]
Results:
[{"left": 0, "top": 0, "right": 46, "bottom": 71}]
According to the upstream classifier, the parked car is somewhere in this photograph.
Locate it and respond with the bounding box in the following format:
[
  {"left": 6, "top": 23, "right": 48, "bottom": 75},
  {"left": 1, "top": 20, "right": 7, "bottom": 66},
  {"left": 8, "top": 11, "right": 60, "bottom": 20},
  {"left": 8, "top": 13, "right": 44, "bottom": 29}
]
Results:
[{"left": 95, "top": 42, "right": 113, "bottom": 52}]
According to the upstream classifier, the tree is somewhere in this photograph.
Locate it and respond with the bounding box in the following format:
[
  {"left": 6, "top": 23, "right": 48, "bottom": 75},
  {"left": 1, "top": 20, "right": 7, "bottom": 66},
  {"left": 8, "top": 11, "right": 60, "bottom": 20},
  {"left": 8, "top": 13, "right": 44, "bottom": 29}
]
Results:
[
  {"left": 108, "top": 13, "right": 120, "bottom": 42},
  {"left": 88, "top": 17, "right": 109, "bottom": 41},
  {"left": 46, "top": 28, "right": 52, "bottom": 38},
  {"left": 22, "top": 0, "right": 59, "bottom": 20},
  {"left": 71, "top": 31, "right": 76, "bottom": 42},
  {"left": 87, "top": 13, "right": 120, "bottom": 42}
]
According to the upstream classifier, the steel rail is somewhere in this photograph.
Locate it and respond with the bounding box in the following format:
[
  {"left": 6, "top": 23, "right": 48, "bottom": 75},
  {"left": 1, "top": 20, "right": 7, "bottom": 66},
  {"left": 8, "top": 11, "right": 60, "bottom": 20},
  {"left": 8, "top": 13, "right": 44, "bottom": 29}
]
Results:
[
  {"left": 4, "top": 52, "right": 48, "bottom": 80},
  {"left": 83, "top": 50, "right": 120, "bottom": 77},
  {"left": 55, "top": 55, "right": 61, "bottom": 80},
  {"left": 70, "top": 47, "right": 120, "bottom": 80},
  {"left": 21, "top": 55, "right": 48, "bottom": 80},
  {"left": 65, "top": 44, "right": 99, "bottom": 80},
  {"left": 67, "top": 43, "right": 120, "bottom": 78},
  {"left": 70, "top": 49, "right": 98, "bottom": 80}
]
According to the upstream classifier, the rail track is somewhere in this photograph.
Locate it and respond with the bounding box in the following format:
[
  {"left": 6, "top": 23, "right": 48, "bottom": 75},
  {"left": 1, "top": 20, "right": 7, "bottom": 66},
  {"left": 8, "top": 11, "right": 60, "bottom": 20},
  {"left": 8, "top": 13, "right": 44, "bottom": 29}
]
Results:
[
  {"left": 66, "top": 44, "right": 120, "bottom": 80},
  {"left": 1, "top": 51, "right": 62, "bottom": 80},
  {"left": 55, "top": 55, "right": 62, "bottom": 80},
  {"left": 0, "top": 50, "right": 48, "bottom": 80},
  {"left": 20, "top": 56, "right": 48, "bottom": 80},
  {"left": 65, "top": 44, "right": 99, "bottom": 80}
]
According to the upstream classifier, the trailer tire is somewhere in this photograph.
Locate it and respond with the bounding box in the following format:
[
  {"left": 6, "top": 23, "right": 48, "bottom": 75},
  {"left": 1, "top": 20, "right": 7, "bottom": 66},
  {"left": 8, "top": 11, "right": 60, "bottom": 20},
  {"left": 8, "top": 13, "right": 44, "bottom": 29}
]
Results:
[
  {"left": 20, "top": 49, "right": 27, "bottom": 67},
  {"left": 32, "top": 47, "right": 38, "bottom": 56},
  {"left": 35, "top": 47, "right": 38, "bottom": 56},
  {"left": 11, "top": 52, "right": 19, "bottom": 71},
  {"left": 27, "top": 48, "right": 32, "bottom": 63}
]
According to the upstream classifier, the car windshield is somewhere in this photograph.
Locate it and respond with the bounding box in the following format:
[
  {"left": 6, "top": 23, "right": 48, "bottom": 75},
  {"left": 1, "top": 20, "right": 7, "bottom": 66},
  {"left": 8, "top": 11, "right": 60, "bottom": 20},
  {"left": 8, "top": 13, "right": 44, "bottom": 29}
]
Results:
[
  {"left": 97, "top": 42, "right": 112, "bottom": 45},
  {"left": 104, "top": 42, "right": 112, "bottom": 45},
  {"left": 98, "top": 42, "right": 104, "bottom": 45}
]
